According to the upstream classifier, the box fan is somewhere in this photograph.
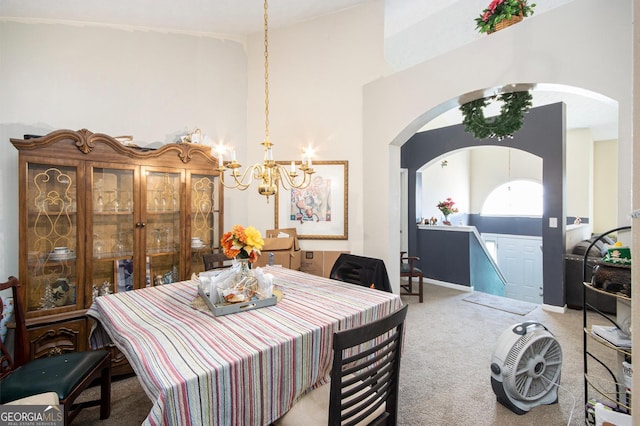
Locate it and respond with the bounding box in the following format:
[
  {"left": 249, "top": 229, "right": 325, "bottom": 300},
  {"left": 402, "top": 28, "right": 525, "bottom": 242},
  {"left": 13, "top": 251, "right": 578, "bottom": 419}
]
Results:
[{"left": 490, "top": 322, "right": 562, "bottom": 414}]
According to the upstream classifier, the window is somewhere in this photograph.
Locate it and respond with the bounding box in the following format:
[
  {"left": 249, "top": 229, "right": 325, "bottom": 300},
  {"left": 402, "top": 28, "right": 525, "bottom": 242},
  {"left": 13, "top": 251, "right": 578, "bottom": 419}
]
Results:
[{"left": 481, "top": 180, "right": 543, "bottom": 216}]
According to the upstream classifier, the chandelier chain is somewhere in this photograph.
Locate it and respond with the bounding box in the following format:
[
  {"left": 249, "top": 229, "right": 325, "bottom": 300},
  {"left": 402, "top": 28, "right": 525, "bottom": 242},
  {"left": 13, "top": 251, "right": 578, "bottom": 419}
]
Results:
[{"left": 264, "top": 0, "right": 270, "bottom": 143}]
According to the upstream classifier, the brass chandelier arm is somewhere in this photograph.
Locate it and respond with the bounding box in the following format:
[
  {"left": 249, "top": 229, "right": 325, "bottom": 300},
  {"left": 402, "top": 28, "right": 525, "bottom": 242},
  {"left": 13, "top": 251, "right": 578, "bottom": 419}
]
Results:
[
  {"left": 217, "top": 162, "right": 313, "bottom": 191},
  {"left": 278, "top": 165, "right": 314, "bottom": 190},
  {"left": 217, "top": 163, "right": 255, "bottom": 191}
]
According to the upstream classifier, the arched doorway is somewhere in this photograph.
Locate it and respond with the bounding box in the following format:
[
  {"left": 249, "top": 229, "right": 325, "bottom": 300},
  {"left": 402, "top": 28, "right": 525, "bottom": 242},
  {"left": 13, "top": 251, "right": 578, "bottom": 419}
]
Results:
[
  {"left": 362, "top": 2, "right": 630, "bottom": 309},
  {"left": 412, "top": 146, "right": 545, "bottom": 303}
]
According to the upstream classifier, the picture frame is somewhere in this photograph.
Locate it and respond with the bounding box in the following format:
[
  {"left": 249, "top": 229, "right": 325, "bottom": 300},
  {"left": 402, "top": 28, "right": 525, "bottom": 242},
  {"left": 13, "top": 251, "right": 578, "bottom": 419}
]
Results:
[{"left": 274, "top": 160, "right": 348, "bottom": 240}]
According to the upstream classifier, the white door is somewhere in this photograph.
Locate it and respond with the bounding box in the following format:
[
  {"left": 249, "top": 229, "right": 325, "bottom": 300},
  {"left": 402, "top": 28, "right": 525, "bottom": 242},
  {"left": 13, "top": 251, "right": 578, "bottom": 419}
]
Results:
[{"left": 496, "top": 235, "right": 543, "bottom": 304}]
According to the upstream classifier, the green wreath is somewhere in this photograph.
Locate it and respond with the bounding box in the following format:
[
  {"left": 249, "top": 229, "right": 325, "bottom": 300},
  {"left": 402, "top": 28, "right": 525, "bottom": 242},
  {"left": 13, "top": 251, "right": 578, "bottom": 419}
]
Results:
[{"left": 459, "top": 91, "right": 533, "bottom": 140}]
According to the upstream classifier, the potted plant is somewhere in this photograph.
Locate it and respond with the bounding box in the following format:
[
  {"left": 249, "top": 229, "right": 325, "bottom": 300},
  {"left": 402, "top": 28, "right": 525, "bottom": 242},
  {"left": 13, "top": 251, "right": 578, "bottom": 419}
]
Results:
[{"left": 475, "top": 0, "right": 536, "bottom": 34}]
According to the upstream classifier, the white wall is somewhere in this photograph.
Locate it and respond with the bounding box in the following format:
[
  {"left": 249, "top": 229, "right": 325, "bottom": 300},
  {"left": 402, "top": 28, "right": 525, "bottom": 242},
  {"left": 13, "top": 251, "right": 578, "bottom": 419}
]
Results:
[
  {"left": 420, "top": 129, "right": 610, "bottom": 231},
  {"left": 421, "top": 146, "right": 542, "bottom": 218},
  {"left": 408, "top": 125, "right": 614, "bottom": 236},
  {"left": 0, "top": 21, "right": 248, "bottom": 279},
  {"left": 363, "top": 0, "right": 633, "bottom": 293},
  {"left": 419, "top": 150, "right": 470, "bottom": 222},
  {"left": 469, "top": 147, "right": 541, "bottom": 214},
  {"left": 0, "top": 2, "right": 631, "bottom": 282},
  {"left": 0, "top": 1, "right": 391, "bottom": 279},
  {"left": 566, "top": 129, "right": 594, "bottom": 225},
  {"left": 244, "top": 0, "right": 390, "bottom": 253},
  {"left": 384, "top": 0, "right": 575, "bottom": 71},
  {"left": 594, "top": 139, "right": 619, "bottom": 233}
]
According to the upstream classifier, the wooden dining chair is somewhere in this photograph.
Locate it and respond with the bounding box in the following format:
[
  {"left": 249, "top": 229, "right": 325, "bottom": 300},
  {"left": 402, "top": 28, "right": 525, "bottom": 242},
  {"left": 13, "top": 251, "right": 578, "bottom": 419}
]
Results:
[
  {"left": 275, "top": 304, "right": 408, "bottom": 426},
  {"left": 203, "top": 252, "right": 231, "bottom": 271},
  {"left": 400, "top": 251, "right": 424, "bottom": 303},
  {"left": 0, "top": 276, "right": 111, "bottom": 425}
]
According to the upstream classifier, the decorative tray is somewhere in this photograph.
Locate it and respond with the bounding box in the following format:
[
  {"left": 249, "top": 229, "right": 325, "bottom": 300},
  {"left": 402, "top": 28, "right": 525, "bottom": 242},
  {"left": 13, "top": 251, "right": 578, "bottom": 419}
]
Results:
[{"left": 197, "top": 286, "right": 277, "bottom": 317}]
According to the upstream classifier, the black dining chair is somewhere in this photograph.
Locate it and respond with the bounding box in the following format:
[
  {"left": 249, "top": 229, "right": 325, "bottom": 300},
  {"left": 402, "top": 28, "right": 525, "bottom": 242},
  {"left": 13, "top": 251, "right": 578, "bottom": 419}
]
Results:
[
  {"left": 0, "top": 276, "right": 112, "bottom": 425},
  {"left": 275, "top": 304, "right": 408, "bottom": 426},
  {"left": 329, "top": 254, "right": 392, "bottom": 292}
]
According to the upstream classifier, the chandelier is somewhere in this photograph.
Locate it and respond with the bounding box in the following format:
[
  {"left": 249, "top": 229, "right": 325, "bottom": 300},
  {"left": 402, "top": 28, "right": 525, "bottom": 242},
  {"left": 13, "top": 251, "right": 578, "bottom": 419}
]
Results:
[{"left": 215, "top": 0, "right": 314, "bottom": 201}]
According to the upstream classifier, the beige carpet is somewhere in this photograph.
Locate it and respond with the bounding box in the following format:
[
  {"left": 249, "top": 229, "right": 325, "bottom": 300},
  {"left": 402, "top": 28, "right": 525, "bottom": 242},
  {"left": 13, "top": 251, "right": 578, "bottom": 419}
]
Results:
[
  {"left": 74, "top": 283, "right": 611, "bottom": 425},
  {"left": 463, "top": 291, "right": 537, "bottom": 316}
]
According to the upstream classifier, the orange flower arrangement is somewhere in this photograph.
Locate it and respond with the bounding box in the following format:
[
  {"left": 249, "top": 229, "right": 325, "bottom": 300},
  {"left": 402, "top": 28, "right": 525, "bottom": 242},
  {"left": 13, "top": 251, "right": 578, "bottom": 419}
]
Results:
[{"left": 220, "top": 224, "right": 264, "bottom": 263}]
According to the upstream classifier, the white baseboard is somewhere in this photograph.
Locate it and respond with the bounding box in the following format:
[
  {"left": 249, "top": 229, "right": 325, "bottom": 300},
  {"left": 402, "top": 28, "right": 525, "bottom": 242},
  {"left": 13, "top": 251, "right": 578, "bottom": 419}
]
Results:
[
  {"left": 424, "top": 278, "right": 473, "bottom": 292},
  {"left": 542, "top": 303, "right": 566, "bottom": 314},
  {"left": 423, "top": 278, "right": 568, "bottom": 313}
]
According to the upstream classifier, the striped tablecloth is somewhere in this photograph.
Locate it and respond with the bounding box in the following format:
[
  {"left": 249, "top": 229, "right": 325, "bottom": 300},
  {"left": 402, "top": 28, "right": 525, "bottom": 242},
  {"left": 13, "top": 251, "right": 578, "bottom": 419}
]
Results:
[{"left": 88, "top": 266, "right": 403, "bottom": 426}]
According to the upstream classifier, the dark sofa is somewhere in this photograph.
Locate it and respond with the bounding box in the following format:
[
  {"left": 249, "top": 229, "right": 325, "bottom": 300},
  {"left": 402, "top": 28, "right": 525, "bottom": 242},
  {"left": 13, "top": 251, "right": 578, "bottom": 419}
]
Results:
[{"left": 565, "top": 236, "right": 616, "bottom": 314}]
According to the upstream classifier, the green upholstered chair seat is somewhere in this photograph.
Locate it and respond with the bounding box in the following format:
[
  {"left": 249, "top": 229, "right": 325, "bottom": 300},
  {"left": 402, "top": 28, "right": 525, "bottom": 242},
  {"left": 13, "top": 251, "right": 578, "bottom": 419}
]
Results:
[
  {"left": 0, "top": 350, "right": 110, "bottom": 403},
  {"left": 0, "top": 277, "right": 111, "bottom": 424},
  {"left": 400, "top": 264, "right": 422, "bottom": 274}
]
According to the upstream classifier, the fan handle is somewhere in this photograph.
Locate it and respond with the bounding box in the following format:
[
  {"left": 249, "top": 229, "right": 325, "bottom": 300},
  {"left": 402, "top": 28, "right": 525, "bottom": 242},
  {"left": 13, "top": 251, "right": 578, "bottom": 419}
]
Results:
[{"left": 512, "top": 322, "right": 548, "bottom": 336}]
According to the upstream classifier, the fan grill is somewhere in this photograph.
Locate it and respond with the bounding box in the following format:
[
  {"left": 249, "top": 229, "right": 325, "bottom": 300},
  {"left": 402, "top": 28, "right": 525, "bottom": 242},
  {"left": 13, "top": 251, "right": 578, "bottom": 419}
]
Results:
[
  {"left": 505, "top": 335, "right": 562, "bottom": 400},
  {"left": 505, "top": 332, "right": 533, "bottom": 366}
]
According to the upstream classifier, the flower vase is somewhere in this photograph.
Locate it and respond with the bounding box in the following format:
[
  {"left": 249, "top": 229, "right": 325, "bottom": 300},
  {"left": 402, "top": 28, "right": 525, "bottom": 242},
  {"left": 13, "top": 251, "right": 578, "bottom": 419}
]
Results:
[
  {"left": 234, "top": 257, "right": 252, "bottom": 280},
  {"left": 443, "top": 215, "right": 451, "bottom": 226},
  {"left": 234, "top": 257, "right": 257, "bottom": 300}
]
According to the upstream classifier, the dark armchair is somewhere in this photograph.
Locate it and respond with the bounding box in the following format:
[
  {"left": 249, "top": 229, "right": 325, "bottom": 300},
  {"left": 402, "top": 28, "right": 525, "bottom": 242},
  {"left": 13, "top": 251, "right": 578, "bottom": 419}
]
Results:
[{"left": 400, "top": 251, "right": 424, "bottom": 303}]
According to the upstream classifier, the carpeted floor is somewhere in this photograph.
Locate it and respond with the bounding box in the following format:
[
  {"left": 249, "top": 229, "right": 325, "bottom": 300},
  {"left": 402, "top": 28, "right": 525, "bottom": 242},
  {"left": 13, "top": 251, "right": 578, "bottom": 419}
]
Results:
[
  {"left": 74, "top": 283, "right": 612, "bottom": 425},
  {"left": 397, "top": 284, "right": 588, "bottom": 426},
  {"left": 462, "top": 291, "right": 537, "bottom": 316}
]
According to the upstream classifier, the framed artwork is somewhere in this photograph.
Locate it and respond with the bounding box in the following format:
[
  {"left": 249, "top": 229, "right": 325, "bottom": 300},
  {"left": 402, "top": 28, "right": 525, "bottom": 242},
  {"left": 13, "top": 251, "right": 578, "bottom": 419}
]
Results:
[{"left": 274, "top": 160, "right": 348, "bottom": 240}]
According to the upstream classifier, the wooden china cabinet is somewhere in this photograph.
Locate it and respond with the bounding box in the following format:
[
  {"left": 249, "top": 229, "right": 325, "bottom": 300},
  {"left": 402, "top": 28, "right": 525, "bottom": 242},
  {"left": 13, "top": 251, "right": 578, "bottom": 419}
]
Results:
[{"left": 12, "top": 129, "right": 223, "bottom": 375}]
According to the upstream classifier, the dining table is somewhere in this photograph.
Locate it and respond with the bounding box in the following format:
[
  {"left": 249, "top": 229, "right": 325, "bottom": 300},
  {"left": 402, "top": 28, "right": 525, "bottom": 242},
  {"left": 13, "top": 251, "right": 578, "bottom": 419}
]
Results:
[{"left": 87, "top": 265, "right": 403, "bottom": 426}]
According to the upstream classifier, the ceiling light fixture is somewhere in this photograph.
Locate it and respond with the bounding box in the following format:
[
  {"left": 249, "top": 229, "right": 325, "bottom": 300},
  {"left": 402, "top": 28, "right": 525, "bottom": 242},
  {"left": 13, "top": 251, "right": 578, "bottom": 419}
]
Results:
[{"left": 214, "top": 0, "right": 314, "bottom": 201}]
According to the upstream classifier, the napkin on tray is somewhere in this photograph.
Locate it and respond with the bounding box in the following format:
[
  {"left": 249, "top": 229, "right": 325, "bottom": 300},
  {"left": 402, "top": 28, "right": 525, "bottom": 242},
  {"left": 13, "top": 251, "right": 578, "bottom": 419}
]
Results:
[{"left": 198, "top": 262, "right": 274, "bottom": 305}]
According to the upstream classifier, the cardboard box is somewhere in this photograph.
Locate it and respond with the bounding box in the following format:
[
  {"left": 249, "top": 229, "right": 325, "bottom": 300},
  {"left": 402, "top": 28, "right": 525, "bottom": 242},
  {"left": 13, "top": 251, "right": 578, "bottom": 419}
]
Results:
[
  {"left": 254, "top": 228, "right": 301, "bottom": 270},
  {"left": 300, "top": 250, "right": 350, "bottom": 278},
  {"left": 323, "top": 251, "right": 348, "bottom": 277},
  {"left": 300, "top": 251, "right": 324, "bottom": 276},
  {"left": 255, "top": 251, "right": 301, "bottom": 270}
]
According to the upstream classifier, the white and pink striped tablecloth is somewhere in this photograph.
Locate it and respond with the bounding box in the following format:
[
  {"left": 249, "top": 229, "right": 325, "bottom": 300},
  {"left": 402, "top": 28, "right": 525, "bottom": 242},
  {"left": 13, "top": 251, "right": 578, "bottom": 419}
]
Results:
[{"left": 88, "top": 266, "right": 402, "bottom": 426}]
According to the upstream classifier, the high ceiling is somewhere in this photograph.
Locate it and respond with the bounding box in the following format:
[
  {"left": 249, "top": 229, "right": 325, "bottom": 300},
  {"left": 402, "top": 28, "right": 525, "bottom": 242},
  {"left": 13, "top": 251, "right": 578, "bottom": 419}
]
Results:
[
  {"left": 0, "top": 0, "right": 373, "bottom": 36},
  {"left": 0, "top": 0, "right": 618, "bottom": 140}
]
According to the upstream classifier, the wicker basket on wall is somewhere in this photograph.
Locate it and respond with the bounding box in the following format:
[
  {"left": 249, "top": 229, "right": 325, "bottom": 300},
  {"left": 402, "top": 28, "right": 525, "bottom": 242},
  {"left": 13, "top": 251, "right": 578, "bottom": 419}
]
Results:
[{"left": 488, "top": 13, "right": 523, "bottom": 33}]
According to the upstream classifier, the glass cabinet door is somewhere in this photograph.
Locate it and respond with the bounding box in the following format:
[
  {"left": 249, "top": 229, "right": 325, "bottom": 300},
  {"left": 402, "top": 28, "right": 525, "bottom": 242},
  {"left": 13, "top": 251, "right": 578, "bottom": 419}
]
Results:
[
  {"left": 189, "top": 173, "right": 222, "bottom": 274},
  {"left": 25, "top": 163, "right": 80, "bottom": 314},
  {"left": 89, "top": 166, "right": 135, "bottom": 306},
  {"left": 144, "top": 170, "right": 182, "bottom": 286}
]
